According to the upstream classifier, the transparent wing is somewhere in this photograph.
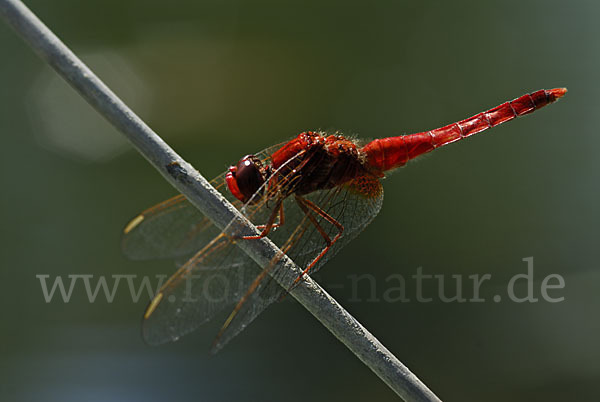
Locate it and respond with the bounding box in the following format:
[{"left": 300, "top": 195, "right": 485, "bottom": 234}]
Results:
[
  {"left": 141, "top": 232, "right": 265, "bottom": 345},
  {"left": 212, "top": 173, "right": 384, "bottom": 351},
  {"left": 121, "top": 141, "right": 290, "bottom": 344},
  {"left": 122, "top": 187, "right": 230, "bottom": 261}
]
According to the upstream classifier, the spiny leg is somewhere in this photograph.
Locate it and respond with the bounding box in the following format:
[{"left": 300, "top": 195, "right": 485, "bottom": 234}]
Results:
[
  {"left": 254, "top": 201, "right": 285, "bottom": 232},
  {"left": 291, "top": 195, "right": 344, "bottom": 287},
  {"left": 241, "top": 199, "right": 284, "bottom": 240}
]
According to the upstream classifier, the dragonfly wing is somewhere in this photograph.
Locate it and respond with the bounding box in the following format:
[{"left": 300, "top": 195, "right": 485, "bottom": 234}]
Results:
[
  {"left": 142, "top": 232, "right": 267, "bottom": 345},
  {"left": 131, "top": 142, "right": 290, "bottom": 344},
  {"left": 212, "top": 174, "right": 384, "bottom": 351},
  {"left": 289, "top": 174, "right": 384, "bottom": 274},
  {"left": 123, "top": 195, "right": 215, "bottom": 260},
  {"left": 211, "top": 271, "right": 286, "bottom": 352},
  {"left": 140, "top": 193, "right": 291, "bottom": 346}
]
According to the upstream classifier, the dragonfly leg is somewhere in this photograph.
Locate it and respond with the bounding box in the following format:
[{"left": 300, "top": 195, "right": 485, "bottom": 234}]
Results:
[
  {"left": 254, "top": 201, "right": 285, "bottom": 231},
  {"left": 241, "top": 200, "right": 284, "bottom": 240},
  {"left": 290, "top": 195, "right": 344, "bottom": 287}
]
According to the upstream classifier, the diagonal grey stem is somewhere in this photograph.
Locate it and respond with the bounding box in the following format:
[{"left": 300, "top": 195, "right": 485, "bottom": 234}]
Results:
[{"left": 0, "top": 1, "right": 442, "bottom": 400}]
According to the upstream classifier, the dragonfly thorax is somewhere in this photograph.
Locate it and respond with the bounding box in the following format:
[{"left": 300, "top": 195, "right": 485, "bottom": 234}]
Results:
[{"left": 269, "top": 132, "right": 368, "bottom": 196}]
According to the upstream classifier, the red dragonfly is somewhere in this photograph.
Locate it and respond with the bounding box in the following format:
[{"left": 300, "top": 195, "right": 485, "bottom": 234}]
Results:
[{"left": 123, "top": 88, "right": 566, "bottom": 350}]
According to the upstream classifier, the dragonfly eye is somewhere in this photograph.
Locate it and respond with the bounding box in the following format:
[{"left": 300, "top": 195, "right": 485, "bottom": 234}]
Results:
[{"left": 226, "top": 155, "right": 265, "bottom": 203}]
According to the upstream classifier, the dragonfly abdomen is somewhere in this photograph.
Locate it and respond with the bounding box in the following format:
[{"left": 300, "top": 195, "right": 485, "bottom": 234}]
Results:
[{"left": 362, "top": 88, "right": 567, "bottom": 172}]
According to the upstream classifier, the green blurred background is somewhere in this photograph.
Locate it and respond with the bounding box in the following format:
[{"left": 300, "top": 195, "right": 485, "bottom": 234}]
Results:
[{"left": 1, "top": 0, "right": 598, "bottom": 401}]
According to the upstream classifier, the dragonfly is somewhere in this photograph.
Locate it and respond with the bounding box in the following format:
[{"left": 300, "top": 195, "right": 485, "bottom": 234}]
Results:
[{"left": 122, "top": 88, "right": 566, "bottom": 351}]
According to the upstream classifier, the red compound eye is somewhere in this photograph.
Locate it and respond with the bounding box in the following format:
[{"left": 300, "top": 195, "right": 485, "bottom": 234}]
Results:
[{"left": 225, "top": 155, "right": 265, "bottom": 203}]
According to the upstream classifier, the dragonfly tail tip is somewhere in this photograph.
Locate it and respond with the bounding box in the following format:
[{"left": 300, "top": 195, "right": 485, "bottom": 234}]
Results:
[{"left": 550, "top": 87, "right": 568, "bottom": 99}]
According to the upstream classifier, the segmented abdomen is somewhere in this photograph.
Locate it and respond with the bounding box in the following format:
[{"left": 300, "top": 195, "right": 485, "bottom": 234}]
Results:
[{"left": 362, "top": 88, "right": 566, "bottom": 172}]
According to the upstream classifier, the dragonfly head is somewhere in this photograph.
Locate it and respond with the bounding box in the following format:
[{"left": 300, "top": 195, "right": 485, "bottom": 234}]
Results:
[{"left": 226, "top": 155, "right": 267, "bottom": 204}]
